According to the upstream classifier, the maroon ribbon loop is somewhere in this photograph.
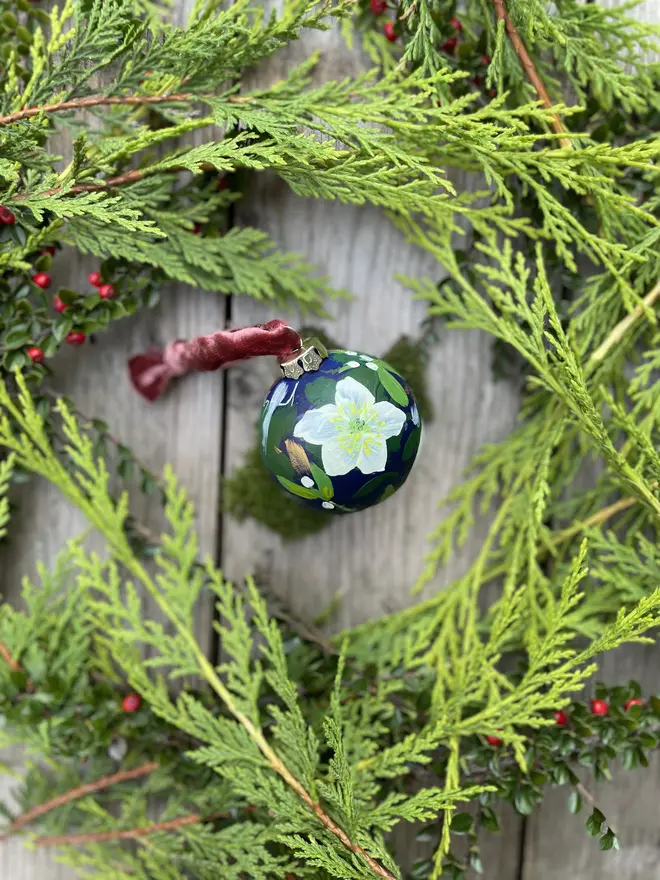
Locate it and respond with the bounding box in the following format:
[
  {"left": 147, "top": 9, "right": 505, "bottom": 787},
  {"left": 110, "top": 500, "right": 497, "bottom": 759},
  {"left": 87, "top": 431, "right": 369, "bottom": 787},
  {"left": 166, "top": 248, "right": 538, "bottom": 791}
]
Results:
[{"left": 128, "top": 319, "right": 302, "bottom": 402}]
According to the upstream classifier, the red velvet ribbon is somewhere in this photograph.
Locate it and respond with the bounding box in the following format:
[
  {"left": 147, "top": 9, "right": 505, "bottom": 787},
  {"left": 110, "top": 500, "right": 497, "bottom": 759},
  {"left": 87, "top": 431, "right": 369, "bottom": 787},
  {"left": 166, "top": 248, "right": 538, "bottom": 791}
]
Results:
[{"left": 128, "top": 319, "right": 302, "bottom": 402}]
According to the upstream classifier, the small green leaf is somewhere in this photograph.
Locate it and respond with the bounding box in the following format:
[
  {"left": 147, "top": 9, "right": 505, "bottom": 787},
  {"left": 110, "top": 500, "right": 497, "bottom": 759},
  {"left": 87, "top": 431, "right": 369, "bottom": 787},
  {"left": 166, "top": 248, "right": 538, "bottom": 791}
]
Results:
[
  {"left": 52, "top": 317, "right": 73, "bottom": 343},
  {"left": 513, "top": 789, "right": 534, "bottom": 816},
  {"left": 480, "top": 808, "right": 499, "bottom": 833},
  {"left": 2, "top": 326, "right": 29, "bottom": 349},
  {"left": 450, "top": 812, "right": 473, "bottom": 834},
  {"left": 309, "top": 462, "right": 333, "bottom": 500},
  {"left": 586, "top": 808, "right": 606, "bottom": 836},
  {"left": 376, "top": 363, "right": 408, "bottom": 406},
  {"left": 276, "top": 476, "right": 320, "bottom": 500},
  {"left": 568, "top": 791, "right": 582, "bottom": 814},
  {"left": 600, "top": 830, "right": 618, "bottom": 851}
]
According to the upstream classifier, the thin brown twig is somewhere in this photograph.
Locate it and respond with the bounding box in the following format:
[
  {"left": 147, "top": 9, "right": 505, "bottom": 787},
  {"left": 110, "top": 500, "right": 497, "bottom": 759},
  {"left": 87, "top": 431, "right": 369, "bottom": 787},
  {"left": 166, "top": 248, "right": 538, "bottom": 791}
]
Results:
[
  {"left": 0, "top": 639, "right": 20, "bottom": 672},
  {"left": 548, "top": 495, "right": 639, "bottom": 547},
  {"left": 491, "top": 0, "right": 572, "bottom": 149},
  {"left": 0, "top": 762, "right": 159, "bottom": 841},
  {"left": 0, "top": 91, "right": 230, "bottom": 126},
  {"left": 35, "top": 810, "right": 226, "bottom": 847},
  {"left": 589, "top": 280, "right": 660, "bottom": 365}
]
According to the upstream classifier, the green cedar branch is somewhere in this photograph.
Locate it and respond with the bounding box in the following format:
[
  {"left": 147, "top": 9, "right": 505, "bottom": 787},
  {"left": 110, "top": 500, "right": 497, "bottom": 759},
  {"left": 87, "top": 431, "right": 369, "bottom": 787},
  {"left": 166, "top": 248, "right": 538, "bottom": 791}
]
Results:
[
  {"left": 0, "top": 377, "right": 397, "bottom": 880},
  {"left": 492, "top": 0, "right": 572, "bottom": 149}
]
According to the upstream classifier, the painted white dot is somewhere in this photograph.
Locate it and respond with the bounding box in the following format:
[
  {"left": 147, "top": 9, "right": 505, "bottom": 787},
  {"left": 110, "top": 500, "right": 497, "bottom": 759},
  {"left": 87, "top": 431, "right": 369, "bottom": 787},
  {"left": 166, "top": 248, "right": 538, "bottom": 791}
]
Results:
[
  {"left": 359, "top": 354, "right": 373, "bottom": 361},
  {"left": 301, "top": 476, "right": 314, "bottom": 488},
  {"left": 345, "top": 360, "right": 360, "bottom": 368},
  {"left": 322, "top": 501, "right": 335, "bottom": 510},
  {"left": 344, "top": 350, "right": 358, "bottom": 356},
  {"left": 366, "top": 361, "right": 379, "bottom": 371}
]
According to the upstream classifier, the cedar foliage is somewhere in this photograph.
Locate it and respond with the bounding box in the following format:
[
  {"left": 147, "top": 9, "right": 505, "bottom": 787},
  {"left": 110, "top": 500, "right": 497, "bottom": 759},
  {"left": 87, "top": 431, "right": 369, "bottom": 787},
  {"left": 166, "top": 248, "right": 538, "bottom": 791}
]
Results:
[{"left": 1, "top": 0, "right": 660, "bottom": 878}]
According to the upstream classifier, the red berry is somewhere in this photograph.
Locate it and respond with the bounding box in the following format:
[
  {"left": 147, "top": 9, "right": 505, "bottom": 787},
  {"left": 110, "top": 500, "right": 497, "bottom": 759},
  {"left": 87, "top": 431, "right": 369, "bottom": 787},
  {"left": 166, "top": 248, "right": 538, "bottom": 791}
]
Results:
[
  {"left": 53, "top": 295, "right": 68, "bottom": 313},
  {"left": 216, "top": 176, "right": 229, "bottom": 191},
  {"left": 41, "top": 246, "right": 56, "bottom": 256},
  {"left": 554, "top": 710, "right": 568, "bottom": 726},
  {"left": 65, "top": 331, "right": 86, "bottom": 345},
  {"left": 472, "top": 75, "right": 482, "bottom": 86},
  {"left": 32, "top": 272, "right": 52, "bottom": 289},
  {"left": 488, "top": 89, "right": 496, "bottom": 97},
  {"left": 624, "top": 698, "right": 644, "bottom": 710},
  {"left": 122, "top": 693, "right": 141, "bottom": 713},
  {"left": 383, "top": 20, "right": 397, "bottom": 42},
  {"left": 88, "top": 271, "right": 103, "bottom": 287},
  {"left": 193, "top": 222, "right": 203, "bottom": 234},
  {"left": 27, "top": 347, "right": 44, "bottom": 364},
  {"left": 0, "top": 206, "right": 15, "bottom": 225},
  {"left": 370, "top": 0, "right": 387, "bottom": 14},
  {"left": 98, "top": 283, "right": 115, "bottom": 299},
  {"left": 486, "top": 735, "right": 502, "bottom": 746},
  {"left": 442, "top": 36, "right": 457, "bottom": 53},
  {"left": 449, "top": 16, "right": 462, "bottom": 31},
  {"left": 481, "top": 53, "right": 491, "bottom": 65},
  {"left": 591, "top": 699, "right": 609, "bottom": 716}
]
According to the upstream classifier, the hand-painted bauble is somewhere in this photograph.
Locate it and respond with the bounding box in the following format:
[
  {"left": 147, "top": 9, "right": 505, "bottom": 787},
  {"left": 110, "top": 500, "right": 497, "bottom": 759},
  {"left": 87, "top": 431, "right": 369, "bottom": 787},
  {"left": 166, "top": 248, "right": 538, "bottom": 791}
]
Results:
[{"left": 259, "top": 343, "right": 422, "bottom": 512}]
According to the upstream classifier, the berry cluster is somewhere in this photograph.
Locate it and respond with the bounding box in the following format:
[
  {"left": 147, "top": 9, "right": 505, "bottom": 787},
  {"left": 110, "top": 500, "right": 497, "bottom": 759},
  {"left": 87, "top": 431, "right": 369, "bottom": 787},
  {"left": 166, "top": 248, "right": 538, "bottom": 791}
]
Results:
[
  {"left": 485, "top": 695, "right": 647, "bottom": 746},
  {"left": 26, "top": 261, "right": 118, "bottom": 364}
]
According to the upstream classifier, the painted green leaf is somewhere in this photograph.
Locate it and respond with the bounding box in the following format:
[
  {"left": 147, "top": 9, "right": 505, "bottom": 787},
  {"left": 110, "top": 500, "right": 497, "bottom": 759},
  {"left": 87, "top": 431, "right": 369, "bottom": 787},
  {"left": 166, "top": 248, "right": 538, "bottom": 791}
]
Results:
[
  {"left": 276, "top": 476, "right": 320, "bottom": 500},
  {"left": 377, "top": 364, "right": 408, "bottom": 406},
  {"left": 380, "top": 484, "right": 396, "bottom": 502},
  {"left": 353, "top": 472, "right": 396, "bottom": 499},
  {"left": 403, "top": 428, "right": 421, "bottom": 461},
  {"left": 310, "top": 462, "right": 334, "bottom": 500},
  {"left": 304, "top": 377, "right": 336, "bottom": 407}
]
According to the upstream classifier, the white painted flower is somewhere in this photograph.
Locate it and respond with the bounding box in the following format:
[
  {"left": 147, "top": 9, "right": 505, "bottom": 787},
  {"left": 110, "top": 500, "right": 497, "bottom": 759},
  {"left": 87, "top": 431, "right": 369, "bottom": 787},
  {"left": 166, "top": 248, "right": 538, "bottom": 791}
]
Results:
[
  {"left": 359, "top": 354, "right": 373, "bottom": 362},
  {"left": 301, "top": 476, "right": 314, "bottom": 488},
  {"left": 344, "top": 360, "right": 361, "bottom": 369},
  {"left": 365, "top": 361, "right": 379, "bottom": 371},
  {"left": 294, "top": 376, "right": 405, "bottom": 476},
  {"left": 344, "top": 350, "right": 358, "bottom": 356},
  {"left": 411, "top": 401, "right": 420, "bottom": 426},
  {"left": 322, "top": 501, "right": 335, "bottom": 510}
]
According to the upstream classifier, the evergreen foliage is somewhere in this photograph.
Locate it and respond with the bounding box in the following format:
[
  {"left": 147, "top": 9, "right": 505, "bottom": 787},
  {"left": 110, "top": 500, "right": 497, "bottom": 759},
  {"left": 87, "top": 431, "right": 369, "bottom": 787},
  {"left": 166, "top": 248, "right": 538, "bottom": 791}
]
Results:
[{"left": 1, "top": 0, "right": 660, "bottom": 878}]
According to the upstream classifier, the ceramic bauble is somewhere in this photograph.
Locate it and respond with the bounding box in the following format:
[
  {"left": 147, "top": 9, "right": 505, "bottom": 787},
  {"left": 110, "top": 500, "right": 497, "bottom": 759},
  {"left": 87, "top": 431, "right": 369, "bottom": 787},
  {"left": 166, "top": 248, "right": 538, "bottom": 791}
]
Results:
[{"left": 259, "top": 344, "right": 422, "bottom": 512}]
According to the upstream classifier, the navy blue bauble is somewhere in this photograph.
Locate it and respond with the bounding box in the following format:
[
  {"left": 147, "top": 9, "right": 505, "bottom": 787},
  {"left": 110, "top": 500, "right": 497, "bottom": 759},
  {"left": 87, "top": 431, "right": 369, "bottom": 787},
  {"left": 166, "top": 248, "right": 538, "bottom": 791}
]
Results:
[{"left": 259, "top": 349, "right": 422, "bottom": 512}]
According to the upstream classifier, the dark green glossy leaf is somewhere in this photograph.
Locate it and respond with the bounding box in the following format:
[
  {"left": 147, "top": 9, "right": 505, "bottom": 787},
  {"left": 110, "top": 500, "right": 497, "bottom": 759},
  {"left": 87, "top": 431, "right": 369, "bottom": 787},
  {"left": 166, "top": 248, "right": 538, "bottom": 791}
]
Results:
[
  {"left": 568, "top": 791, "right": 582, "bottom": 814},
  {"left": 451, "top": 812, "right": 473, "bottom": 834},
  {"left": 586, "top": 808, "right": 606, "bottom": 836}
]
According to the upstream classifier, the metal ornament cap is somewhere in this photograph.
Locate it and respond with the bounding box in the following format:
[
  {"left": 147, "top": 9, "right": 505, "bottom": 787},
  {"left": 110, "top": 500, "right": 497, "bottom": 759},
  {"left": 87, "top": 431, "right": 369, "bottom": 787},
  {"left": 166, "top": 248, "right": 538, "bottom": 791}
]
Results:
[{"left": 279, "top": 339, "right": 328, "bottom": 379}]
